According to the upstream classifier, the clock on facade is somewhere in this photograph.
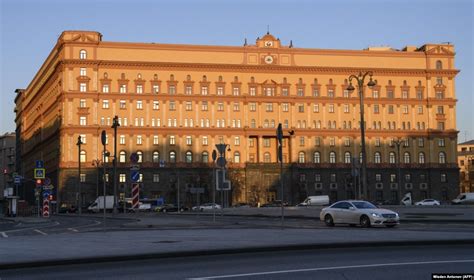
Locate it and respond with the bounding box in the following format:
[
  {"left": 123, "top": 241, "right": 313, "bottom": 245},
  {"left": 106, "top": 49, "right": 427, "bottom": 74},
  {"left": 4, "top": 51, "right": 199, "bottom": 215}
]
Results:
[{"left": 264, "top": 55, "right": 274, "bottom": 64}]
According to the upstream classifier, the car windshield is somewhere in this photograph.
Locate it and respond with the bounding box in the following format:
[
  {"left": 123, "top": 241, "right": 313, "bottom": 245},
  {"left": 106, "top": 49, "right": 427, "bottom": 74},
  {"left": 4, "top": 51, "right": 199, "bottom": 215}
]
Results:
[{"left": 352, "top": 201, "right": 377, "bottom": 209}]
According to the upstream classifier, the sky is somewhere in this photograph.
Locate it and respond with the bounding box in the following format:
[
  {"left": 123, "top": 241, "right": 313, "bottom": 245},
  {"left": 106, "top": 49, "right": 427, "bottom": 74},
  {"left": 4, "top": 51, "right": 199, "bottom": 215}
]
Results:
[{"left": 1, "top": 0, "right": 473, "bottom": 141}]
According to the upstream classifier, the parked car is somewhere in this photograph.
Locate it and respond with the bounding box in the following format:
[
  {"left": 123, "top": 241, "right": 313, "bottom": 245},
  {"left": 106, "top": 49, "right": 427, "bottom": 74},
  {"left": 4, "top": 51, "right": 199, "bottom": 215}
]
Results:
[
  {"left": 415, "top": 199, "right": 440, "bottom": 206},
  {"left": 154, "top": 204, "right": 185, "bottom": 213},
  {"left": 261, "top": 200, "right": 289, "bottom": 207},
  {"left": 192, "top": 203, "right": 222, "bottom": 211},
  {"left": 320, "top": 200, "right": 399, "bottom": 228},
  {"left": 138, "top": 203, "right": 152, "bottom": 212},
  {"left": 297, "top": 195, "right": 330, "bottom": 206},
  {"left": 452, "top": 193, "right": 474, "bottom": 205},
  {"left": 58, "top": 204, "right": 77, "bottom": 214}
]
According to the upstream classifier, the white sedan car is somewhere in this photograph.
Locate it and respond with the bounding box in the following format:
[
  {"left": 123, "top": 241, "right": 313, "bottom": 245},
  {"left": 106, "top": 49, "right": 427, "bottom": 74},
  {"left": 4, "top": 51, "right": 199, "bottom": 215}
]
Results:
[
  {"left": 320, "top": 200, "right": 399, "bottom": 228},
  {"left": 415, "top": 199, "right": 440, "bottom": 206},
  {"left": 192, "top": 203, "right": 222, "bottom": 211}
]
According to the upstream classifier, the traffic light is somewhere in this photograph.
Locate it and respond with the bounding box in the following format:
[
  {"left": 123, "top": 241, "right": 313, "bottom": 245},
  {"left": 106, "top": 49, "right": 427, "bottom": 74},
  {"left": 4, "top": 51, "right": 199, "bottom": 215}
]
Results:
[
  {"left": 36, "top": 179, "right": 43, "bottom": 187},
  {"left": 48, "top": 194, "right": 53, "bottom": 201}
]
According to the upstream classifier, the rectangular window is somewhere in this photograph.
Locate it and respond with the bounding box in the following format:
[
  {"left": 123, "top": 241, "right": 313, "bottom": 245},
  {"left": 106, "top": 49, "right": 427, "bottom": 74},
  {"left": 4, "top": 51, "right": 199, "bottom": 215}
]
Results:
[
  {"left": 437, "top": 122, "right": 445, "bottom": 130},
  {"left": 405, "top": 174, "right": 411, "bottom": 182},
  {"left": 136, "top": 135, "right": 142, "bottom": 145},
  {"left": 136, "top": 85, "right": 143, "bottom": 94},
  {"left": 343, "top": 104, "right": 349, "bottom": 113},
  {"left": 202, "top": 136, "right": 208, "bottom": 146},
  {"left": 80, "top": 83, "right": 87, "bottom": 92},
  {"left": 440, "top": 173, "right": 447, "bottom": 182},
  {"left": 217, "top": 102, "right": 224, "bottom": 111},
  {"left": 418, "top": 138, "right": 424, "bottom": 147},
  {"left": 315, "top": 137, "right": 321, "bottom": 146},
  {"left": 186, "top": 136, "right": 192, "bottom": 145},
  {"left": 234, "top": 136, "right": 240, "bottom": 146},
  {"left": 217, "top": 87, "right": 224, "bottom": 95},
  {"left": 249, "top": 102, "right": 256, "bottom": 112},
  {"left": 344, "top": 138, "right": 350, "bottom": 147},
  {"left": 282, "top": 88, "right": 289, "bottom": 96},
  {"left": 372, "top": 90, "right": 379, "bottom": 98},
  {"left": 330, "top": 174, "right": 336, "bottom": 182},
  {"left": 327, "top": 89, "right": 334, "bottom": 98},
  {"left": 266, "top": 103, "right": 273, "bottom": 112},
  {"left": 402, "top": 105, "right": 408, "bottom": 114},
  {"left": 102, "top": 100, "right": 109, "bottom": 109},
  {"left": 201, "top": 86, "right": 208, "bottom": 95},
  {"left": 343, "top": 90, "right": 349, "bottom": 98},
  {"left": 186, "top": 101, "right": 193, "bottom": 111},
  {"left": 418, "top": 106, "right": 423, "bottom": 114},
  {"left": 169, "top": 101, "right": 176, "bottom": 111},
  {"left": 328, "top": 104, "right": 335, "bottom": 113},
  {"left": 249, "top": 87, "right": 256, "bottom": 96},
  {"left": 375, "top": 138, "right": 381, "bottom": 147},
  {"left": 402, "top": 90, "right": 408, "bottom": 99},
  {"left": 299, "top": 137, "right": 305, "bottom": 146},
  {"left": 201, "top": 101, "right": 208, "bottom": 111},
  {"left": 313, "top": 89, "right": 319, "bottom": 97},
  {"left": 233, "top": 87, "right": 240, "bottom": 96},
  {"left": 153, "top": 85, "right": 160, "bottom": 94},
  {"left": 313, "top": 104, "right": 320, "bottom": 113},
  {"left": 169, "top": 85, "right": 176, "bottom": 94},
  {"left": 297, "top": 88, "right": 304, "bottom": 97},
  {"left": 298, "top": 104, "right": 304, "bottom": 113},
  {"left": 136, "top": 101, "right": 143, "bottom": 110},
  {"left": 373, "top": 105, "right": 379, "bottom": 114},
  {"left": 119, "top": 174, "right": 126, "bottom": 183},
  {"left": 119, "top": 100, "right": 126, "bottom": 109},
  {"left": 437, "top": 106, "right": 444, "bottom": 114},
  {"left": 263, "top": 138, "right": 270, "bottom": 147},
  {"left": 329, "top": 137, "right": 335, "bottom": 147},
  {"left": 79, "top": 99, "right": 86, "bottom": 108},
  {"left": 436, "top": 91, "right": 444, "bottom": 99},
  {"left": 390, "top": 174, "right": 397, "bottom": 183},
  {"left": 249, "top": 138, "right": 255, "bottom": 147},
  {"left": 376, "top": 174, "right": 382, "bottom": 182},
  {"left": 388, "top": 105, "right": 394, "bottom": 114},
  {"left": 169, "top": 136, "right": 176, "bottom": 145},
  {"left": 387, "top": 90, "right": 394, "bottom": 99},
  {"left": 438, "top": 138, "right": 445, "bottom": 147},
  {"left": 153, "top": 135, "right": 159, "bottom": 145},
  {"left": 80, "top": 68, "right": 86, "bottom": 76},
  {"left": 185, "top": 86, "right": 192, "bottom": 95},
  {"left": 153, "top": 101, "right": 160, "bottom": 110},
  {"left": 153, "top": 174, "right": 160, "bottom": 183},
  {"left": 102, "top": 84, "right": 109, "bottom": 93},
  {"left": 416, "top": 91, "right": 423, "bottom": 99},
  {"left": 119, "top": 84, "right": 127, "bottom": 93},
  {"left": 79, "top": 116, "right": 87, "bottom": 126},
  {"left": 80, "top": 174, "right": 86, "bottom": 182},
  {"left": 315, "top": 174, "right": 321, "bottom": 182},
  {"left": 282, "top": 103, "right": 289, "bottom": 112},
  {"left": 120, "top": 135, "right": 126, "bottom": 145},
  {"left": 80, "top": 134, "right": 86, "bottom": 144},
  {"left": 233, "top": 102, "right": 240, "bottom": 111}
]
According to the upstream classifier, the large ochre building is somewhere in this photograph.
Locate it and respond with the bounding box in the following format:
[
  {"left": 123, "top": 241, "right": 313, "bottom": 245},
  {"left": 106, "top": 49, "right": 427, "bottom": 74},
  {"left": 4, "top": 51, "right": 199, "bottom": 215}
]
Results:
[{"left": 15, "top": 30, "right": 460, "bottom": 208}]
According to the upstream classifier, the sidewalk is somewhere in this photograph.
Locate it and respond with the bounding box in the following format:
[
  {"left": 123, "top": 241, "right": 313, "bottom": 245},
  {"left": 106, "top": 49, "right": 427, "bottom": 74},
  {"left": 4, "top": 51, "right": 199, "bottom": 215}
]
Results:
[{"left": 2, "top": 219, "right": 474, "bottom": 269}]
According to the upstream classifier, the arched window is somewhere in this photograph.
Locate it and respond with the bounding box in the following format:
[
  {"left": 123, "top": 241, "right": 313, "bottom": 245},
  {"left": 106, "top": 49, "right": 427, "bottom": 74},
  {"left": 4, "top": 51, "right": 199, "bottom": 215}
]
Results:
[
  {"left": 263, "top": 119, "right": 269, "bottom": 128},
  {"left": 329, "top": 151, "right": 336, "bottom": 164},
  {"left": 404, "top": 152, "right": 411, "bottom": 164},
  {"left": 439, "top": 152, "right": 446, "bottom": 164},
  {"left": 264, "top": 152, "right": 271, "bottom": 163},
  {"left": 313, "top": 152, "right": 321, "bottom": 163},
  {"left": 418, "top": 152, "right": 425, "bottom": 164},
  {"left": 234, "top": 151, "right": 240, "bottom": 163},
  {"left": 344, "top": 152, "right": 351, "bottom": 164},
  {"left": 169, "top": 151, "right": 176, "bottom": 163},
  {"left": 389, "top": 152, "right": 396, "bottom": 164},
  {"left": 374, "top": 152, "right": 381, "bottom": 164},
  {"left": 137, "top": 151, "right": 143, "bottom": 163},
  {"left": 79, "top": 49, "right": 87, "bottom": 59},
  {"left": 250, "top": 119, "right": 256, "bottom": 128},
  {"left": 152, "top": 151, "right": 160, "bottom": 163},
  {"left": 119, "top": 151, "right": 126, "bottom": 163},
  {"left": 436, "top": 60, "right": 443, "bottom": 70},
  {"left": 202, "top": 151, "right": 209, "bottom": 163},
  {"left": 298, "top": 152, "right": 305, "bottom": 163},
  {"left": 185, "top": 151, "right": 193, "bottom": 163},
  {"left": 80, "top": 150, "right": 86, "bottom": 163}
]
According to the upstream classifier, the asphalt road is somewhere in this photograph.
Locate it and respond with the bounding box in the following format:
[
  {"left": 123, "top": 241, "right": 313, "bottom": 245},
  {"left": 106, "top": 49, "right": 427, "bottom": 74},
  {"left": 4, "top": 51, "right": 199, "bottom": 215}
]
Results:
[
  {"left": 2, "top": 213, "right": 474, "bottom": 238},
  {"left": 2, "top": 245, "right": 473, "bottom": 280}
]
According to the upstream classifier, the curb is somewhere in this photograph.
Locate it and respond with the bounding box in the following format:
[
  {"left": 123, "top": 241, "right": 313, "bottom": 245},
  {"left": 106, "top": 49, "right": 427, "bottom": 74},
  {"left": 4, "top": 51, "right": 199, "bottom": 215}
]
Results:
[{"left": 2, "top": 239, "right": 474, "bottom": 270}]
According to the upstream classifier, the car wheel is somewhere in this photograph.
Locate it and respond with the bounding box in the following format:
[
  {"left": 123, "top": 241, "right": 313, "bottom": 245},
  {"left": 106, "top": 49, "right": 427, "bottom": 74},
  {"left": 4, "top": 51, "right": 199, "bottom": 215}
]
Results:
[
  {"left": 162, "top": 208, "right": 167, "bottom": 213},
  {"left": 324, "top": 214, "right": 334, "bottom": 227},
  {"left": 360, "top": 215, "right": 371, "bottom": 228},
  {"left": 200, "top": 208, "right": 204, "bottom": 212},
  {"left": 386, "top": 225, "right": 397, "bottom": 228}
]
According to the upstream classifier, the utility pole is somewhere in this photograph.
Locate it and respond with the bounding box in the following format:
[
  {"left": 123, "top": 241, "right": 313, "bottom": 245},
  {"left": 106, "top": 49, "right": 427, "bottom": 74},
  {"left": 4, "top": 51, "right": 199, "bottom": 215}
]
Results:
[
  {"left": 111, "top": 115, "right": 120, "bottom": 214},
  {"left": 277, "top": 123, "right": 284, "bottom": 228},
  {"left": 76, "top": 136, "right": 83, "bottom": 214}
]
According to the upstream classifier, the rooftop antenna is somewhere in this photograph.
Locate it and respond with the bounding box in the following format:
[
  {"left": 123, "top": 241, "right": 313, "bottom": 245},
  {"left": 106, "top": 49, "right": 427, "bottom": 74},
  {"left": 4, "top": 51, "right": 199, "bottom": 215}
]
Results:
[
  {"left": 267, "top": 25, "right": 270, "bottom": 34},
  {"left": 289, "top": 40, "right": 293, "bottom": 48},
  {"left": 244, "top": 38, "right": 247, "bottom": 46}
]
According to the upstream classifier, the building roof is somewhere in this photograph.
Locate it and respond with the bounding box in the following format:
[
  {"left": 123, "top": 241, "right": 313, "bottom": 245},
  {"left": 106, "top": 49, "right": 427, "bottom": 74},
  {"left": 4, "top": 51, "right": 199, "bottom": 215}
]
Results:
[{"left": 459, "top": 140, "right": 474, "bottom": 145}]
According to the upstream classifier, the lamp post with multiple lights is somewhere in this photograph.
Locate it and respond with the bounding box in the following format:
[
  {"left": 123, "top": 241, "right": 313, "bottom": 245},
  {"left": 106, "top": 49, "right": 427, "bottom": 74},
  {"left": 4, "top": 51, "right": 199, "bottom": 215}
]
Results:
[{"left": 346, "top": 72, "right": 376, "bottom": 200}]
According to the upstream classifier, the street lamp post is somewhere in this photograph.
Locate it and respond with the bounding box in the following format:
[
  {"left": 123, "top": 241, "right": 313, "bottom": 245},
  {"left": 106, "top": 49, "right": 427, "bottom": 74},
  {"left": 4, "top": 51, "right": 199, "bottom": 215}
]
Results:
[
  {"left": 111, "top": 115, "right": 120, "bottom": 214},
  {"left": 215, "top": 143, "right": 230, "bottom": 210},
  {"left": 76, "top": 136, "right": 83, "bottom": 214},
  {"left": 347, "top": 72, "right": 376, "bottom": 201},
  {"left": 212, "top": 150, "right": 217, "bottom": 222},
  {"left": 394, "top": 138, "right": 403, "bottom": 204}
]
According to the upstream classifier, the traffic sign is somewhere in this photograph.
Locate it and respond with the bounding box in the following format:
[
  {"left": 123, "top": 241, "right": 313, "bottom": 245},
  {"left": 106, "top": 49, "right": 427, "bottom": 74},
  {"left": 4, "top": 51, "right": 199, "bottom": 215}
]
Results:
[
  {"left": 14, "top": 176, "right": 21, "bottom": 184},
  {"left": 222, "top": 180, "right": 231, "bottom": 191},
  {"left": 216, "top": 157, "right": 227, "bottom": 167},
  {"left": 43, "top": 199, "right": 50, "bottom": 218},
  {"left": 131, "top": 171, "right": 140, "bottom": 182},
  {"left": 130, "top": 152, "right": 139, "bottom": 164},
  {"left": 131, "top": 183, "right": 140, "bottom": 209},
  {"left": 35, "top": 160, "right": 44, "bottom": 168},
  {"left": 159, "top": 160, "right": 165, "bottom": 168},
  {"left": 43, "top": 191, "right": 50, "bottom": 199},
  {"left": 34, "top": 168, "right": 45, "bottom": 179},
  {"left": 130, "top": 165, "right": 140, "bottom": 171},
  {"left": 44, "top": 177, "right": 51, "bottom": 186}
]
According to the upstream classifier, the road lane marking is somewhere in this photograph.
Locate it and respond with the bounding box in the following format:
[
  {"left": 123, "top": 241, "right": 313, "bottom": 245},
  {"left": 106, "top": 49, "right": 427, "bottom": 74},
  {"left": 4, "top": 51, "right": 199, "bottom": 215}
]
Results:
[
  {"left": 1, "top": 232, "right": 7, "bottom": 238},
  {"left": 4, "top": 221, "right": 60, "bottom": 233},
  {"left": 34, "top": 229, "right": 48, "bottom": 236},
  {"left": 189, "top": 259, "right": 474, "bottom": 279}
]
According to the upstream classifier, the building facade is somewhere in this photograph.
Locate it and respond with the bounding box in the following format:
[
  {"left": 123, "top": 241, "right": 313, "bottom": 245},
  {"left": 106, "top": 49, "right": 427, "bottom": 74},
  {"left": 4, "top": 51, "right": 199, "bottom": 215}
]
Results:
[
  {"left": 458, "top": 140, "right": 474, "bottom": 193},
  {"left": 15, "top": 30, "right": 460, "bottom": 208},
  {"left": 1, "top": 132, "right": 16, "bottom": 213}
]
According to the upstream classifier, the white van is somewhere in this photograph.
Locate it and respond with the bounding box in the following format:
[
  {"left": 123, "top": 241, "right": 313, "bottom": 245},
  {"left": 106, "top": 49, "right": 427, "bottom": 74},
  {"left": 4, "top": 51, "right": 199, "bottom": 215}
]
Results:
[
  {"left": 452, "top": 193, "right": 474, "bottom": 205},
  {"left": 298, "top": 195, "right": 330, "bottom": 206}
]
